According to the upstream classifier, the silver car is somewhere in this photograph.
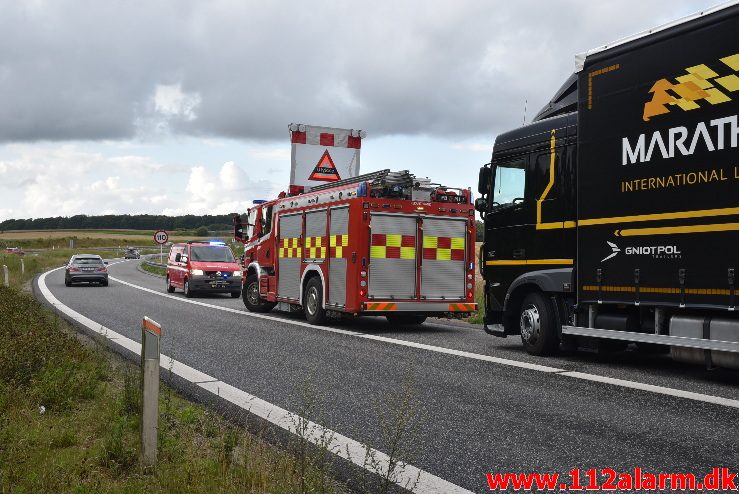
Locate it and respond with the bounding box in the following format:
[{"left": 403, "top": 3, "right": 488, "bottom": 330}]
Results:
[{"left": 65, "top": 255, "right": 109, "bottom": 287}]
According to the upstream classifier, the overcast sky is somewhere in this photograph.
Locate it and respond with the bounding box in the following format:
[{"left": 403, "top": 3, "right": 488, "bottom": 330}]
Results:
[{"left": 0, "top": 0, "right": 721, "bottom": 222}]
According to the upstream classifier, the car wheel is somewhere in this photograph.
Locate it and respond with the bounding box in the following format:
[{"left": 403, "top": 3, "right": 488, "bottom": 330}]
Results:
[
  {"left": 101, "top": 280, "right": 109, "bottom": 287},
  {"left": 386, "top": 314, "right": 427, "bottom": 325},
  {"left": 519, "top": 292, "right": 559, "bottom": 356},
  {"left": 303, "top": 277, "right": 326, "bottom": 325},
  {"left": 184, "top": 278, "right": 193, "bottom": 298},
  {"left": 231, "top": 290, "right": 241, "bottom": 298},
  {"left": 242, "top": 274, "right": 275, "bottom": 312},
  {"left": 65, "top": 278, "right": 71, "bottom": 287},
  {"left": 166, "top": 275, "right": 175, "bottom": 293}
]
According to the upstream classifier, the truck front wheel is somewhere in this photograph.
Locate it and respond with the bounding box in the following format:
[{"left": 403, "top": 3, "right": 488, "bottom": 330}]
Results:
[
  {"left": 519, "top": 292, "right": 559, "bottom": 356},
  {"left": 243, "top": 274, "right": 275, "bottom": 313},
  {"left": 303, "top": 277, "right": 326, "bottom": 325}
]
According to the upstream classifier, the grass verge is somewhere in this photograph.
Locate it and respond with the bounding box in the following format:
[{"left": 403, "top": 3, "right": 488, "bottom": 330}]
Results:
[
  {"left": 140, "top": 261, "right": 167, "bottom": 277},
  {"left": 0, "top": 251, "right": 347, "bottom": 493}
]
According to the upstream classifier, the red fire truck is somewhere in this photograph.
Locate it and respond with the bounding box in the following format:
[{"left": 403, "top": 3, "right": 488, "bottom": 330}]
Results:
[{"left": 233, "top": 169, "right": 477, "bottom": 325}]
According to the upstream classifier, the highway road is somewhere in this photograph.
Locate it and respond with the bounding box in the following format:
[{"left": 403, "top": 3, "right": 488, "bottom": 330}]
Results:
[{"left": 36, "top": 259, "right": 739, "bottom": 493}]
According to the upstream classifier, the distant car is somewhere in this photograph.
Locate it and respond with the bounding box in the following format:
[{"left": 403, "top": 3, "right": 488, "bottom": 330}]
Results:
[
  {"left": 124, "top": 248, "right": 140, "bottom": 259},
  {"left": 65, "top": 255, "right": 109, "bottom": 287},
  {"left": 4, "top": 247, "right": 24, "bottom": 256}
]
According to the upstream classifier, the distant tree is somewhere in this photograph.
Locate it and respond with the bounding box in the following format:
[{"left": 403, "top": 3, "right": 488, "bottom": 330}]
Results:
[
  {"left": 475, "top": 220, "right": 484, "bottom": 242},
  {"left": 195, "top": 226, "right": 209, "bottom": 237}
]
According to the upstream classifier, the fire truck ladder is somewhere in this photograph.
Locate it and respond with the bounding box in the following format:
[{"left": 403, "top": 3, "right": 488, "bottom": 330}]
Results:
[{"left": 309, "top": 169, "right": 391, "bottom": 192}]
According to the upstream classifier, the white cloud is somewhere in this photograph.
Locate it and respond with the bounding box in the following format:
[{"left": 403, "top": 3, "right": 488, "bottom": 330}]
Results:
[
  {"left": 451, "top": 143, "right": 492, "bottom": 152},
  {"left": 251, "top": 148, "right": 291, "bottom": 161},
  {"left": 154, "top": 83, "right": 201, "bottom": 121}
]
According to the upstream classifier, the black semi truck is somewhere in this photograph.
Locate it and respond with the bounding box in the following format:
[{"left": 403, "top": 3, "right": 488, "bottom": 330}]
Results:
[{"left": 476, "top": 3, "right": 739, "bottom": 369}]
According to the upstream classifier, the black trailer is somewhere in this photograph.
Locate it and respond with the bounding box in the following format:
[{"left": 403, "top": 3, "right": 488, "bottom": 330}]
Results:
[{"left": 476, "top": 3, "right": 739, "bottom": 368}]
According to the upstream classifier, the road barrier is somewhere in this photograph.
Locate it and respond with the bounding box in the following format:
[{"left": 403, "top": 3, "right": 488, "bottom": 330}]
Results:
[{"left": 2, "top": 265, "right": 7, "bottom": 287}]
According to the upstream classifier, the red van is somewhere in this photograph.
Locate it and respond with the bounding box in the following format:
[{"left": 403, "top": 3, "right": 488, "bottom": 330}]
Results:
[{"left": 166, "top": 241, "right": 242, "bottom": 298}]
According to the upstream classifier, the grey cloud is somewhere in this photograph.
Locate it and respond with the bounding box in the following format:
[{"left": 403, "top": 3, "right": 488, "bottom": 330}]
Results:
[{"left": 0, "top": 0, "right": 714, "bottom": 143}]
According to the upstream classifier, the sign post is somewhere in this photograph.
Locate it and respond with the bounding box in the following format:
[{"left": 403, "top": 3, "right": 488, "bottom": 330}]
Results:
[
  {"left": 154, "top": 230, "right": 169, "bottom": 263},
  {"left": 141, "top": 316, "right": 161, "bottom": 467}
]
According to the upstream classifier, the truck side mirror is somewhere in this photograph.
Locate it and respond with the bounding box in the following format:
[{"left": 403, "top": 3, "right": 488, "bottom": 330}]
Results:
[
  {"left": 233, "top": 214, "right": 248, "bottom": 241},
  {"left": 477, "top": 165, "right": 492, "bottom": 196},
  {"left": 475, "top": 197, "right": 488, "bottom": 213},
  {"left": 175, "top": 253, "right": 181, "bottom": 262}
]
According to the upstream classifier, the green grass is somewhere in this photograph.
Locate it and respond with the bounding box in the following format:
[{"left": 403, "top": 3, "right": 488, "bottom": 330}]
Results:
[
  {"left": 140, "top": 262, "right": 166, "bottom": 277},
  {"left": 0, "top": 252, "right": 347, "bottom": 493},
  {"left": 464, "top": 279, "right": 485, "bottom": 324}
]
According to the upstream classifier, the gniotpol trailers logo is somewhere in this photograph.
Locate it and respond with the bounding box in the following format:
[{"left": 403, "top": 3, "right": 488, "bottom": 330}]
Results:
[
  {"left": 601, "top": 241, "right": 621, "bottom": 262},
  {"left": 601, "top": 241, "right": 682, "bottom": 262},
  {"left": 643, "top": 53, "right": 739, "bottom": 122}
]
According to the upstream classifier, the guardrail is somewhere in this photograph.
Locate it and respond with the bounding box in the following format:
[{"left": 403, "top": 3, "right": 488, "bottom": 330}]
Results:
[{"left": 142, "top": 254, "right": 166, "bottom": 268}]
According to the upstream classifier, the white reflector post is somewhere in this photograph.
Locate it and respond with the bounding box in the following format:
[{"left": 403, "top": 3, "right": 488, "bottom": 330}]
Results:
[{"left": 141, "top": 316, "right": 161, "bottom": 467}]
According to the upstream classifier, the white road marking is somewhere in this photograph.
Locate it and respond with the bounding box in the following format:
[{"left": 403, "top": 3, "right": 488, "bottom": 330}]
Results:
[
  {"left": 102, "top": 271, "right": 739, "bottom": 410},
  {"left": 37, "top": 268, "right": 473, "bottom": 494}
]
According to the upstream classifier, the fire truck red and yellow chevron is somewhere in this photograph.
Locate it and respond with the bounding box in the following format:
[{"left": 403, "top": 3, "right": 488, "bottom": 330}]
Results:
[
  {"left": 279, "top": 235, "right": 350, "bottom": 259},
  {"left": 370, "top": 234, "right": 416, "bottom": 259},
  {"left": 370, "top": 234, "right": 465, "bottom": 261},
  {"left": 422, "top": 235, "right": 465, "bottom": 261},
  {"left": 329, "top": 234, "right": 349, "bottom": 258},
  {"left": 278, "top": 237, "right": 302, "bottom": 258}
]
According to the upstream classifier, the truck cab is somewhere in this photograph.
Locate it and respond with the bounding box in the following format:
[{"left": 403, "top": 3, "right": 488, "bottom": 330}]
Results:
[{"left": 477, "top": 111, "right": 577, "bottom": 340}]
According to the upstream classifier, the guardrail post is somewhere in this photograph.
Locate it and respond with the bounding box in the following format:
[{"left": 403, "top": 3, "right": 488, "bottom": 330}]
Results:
[
  {"left": 20, "top": 258, "right": 24, "bottom": 275},
  {"left": 141, "top": 317, "right": 161, "bottom": 467},
  {"left": 2, "top": 265, "right": 8, "bottom": 287}
]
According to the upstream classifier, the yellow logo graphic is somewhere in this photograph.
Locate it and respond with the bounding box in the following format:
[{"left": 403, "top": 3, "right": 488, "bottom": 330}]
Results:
[{"left": 643, "top": 53, "right": 739, "bottom": 121}]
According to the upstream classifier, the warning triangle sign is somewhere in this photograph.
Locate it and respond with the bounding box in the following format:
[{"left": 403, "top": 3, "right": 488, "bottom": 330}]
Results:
[{"left": 308, "top": 150, "right": 341, "bottom": 182}]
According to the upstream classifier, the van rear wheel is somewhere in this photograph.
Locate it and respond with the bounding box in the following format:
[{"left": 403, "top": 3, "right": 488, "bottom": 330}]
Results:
[{"left": 519, "top": 292, "right": 559, "bottom": 356}]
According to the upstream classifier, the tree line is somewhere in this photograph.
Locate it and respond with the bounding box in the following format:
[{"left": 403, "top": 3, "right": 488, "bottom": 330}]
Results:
[{"left": 0, "top": 214, "right": 235, "bottom": 232}]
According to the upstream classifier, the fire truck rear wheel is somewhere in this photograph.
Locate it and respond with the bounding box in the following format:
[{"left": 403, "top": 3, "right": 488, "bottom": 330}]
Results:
[
  {"left": 303, "top": 277, "right": 326, "bottom": 325},
  {"left": 243, "top": 274, "right": 275, "bottom": 313},
  {"left": 386, "top": 314, "right": 427, "bottom": 325},
  {"left": 519, "top": 292, "right": 559, "bottom": 356},
  {"left": 166, "top": 275, "right": 175, "bottom": 293}
]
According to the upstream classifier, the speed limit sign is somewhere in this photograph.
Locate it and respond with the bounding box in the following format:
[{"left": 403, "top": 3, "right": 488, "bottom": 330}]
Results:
[{"left": 153, "top": 230, "right": 169, "bottom": 245}]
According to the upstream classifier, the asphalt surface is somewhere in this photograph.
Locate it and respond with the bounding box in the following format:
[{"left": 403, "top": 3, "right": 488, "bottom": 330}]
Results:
[{"left": 38, "top": 259, "right": 739, "bottom": 493}]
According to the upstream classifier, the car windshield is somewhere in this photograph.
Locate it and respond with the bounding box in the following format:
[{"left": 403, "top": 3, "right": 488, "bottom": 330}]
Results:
[
  {"left": 190, "top": 246, "right": 235, "bottom": 262},
  {"left": 74, "top": 257, "right": 103, "bottom": 265}
]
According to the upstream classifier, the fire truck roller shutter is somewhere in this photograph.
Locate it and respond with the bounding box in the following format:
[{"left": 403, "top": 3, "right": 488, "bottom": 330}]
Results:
[
  {"left": 369, "top": 214, "right": 417, "bottom": 299},
  {"left": 328, "top": 206, "right": 349, "bottom": 307},
  {"left": 278, "top": 213, "right": 303, "bottom": 300},
  {"left": 421, "top": 217, "right": 466, "bottom": 300}
]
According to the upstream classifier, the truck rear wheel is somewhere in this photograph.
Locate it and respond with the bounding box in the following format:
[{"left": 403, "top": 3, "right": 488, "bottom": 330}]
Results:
[
  {"left": 386, "top": 314, "right": 427, "bottom": 326},
  {"left": 519, "top": 292, "right": 559, "bottom": 356},
  {"left": 166, "top": 275, "right": 175, "bottom": 293},
  {"left": 243, "top": 274, "right": 275, "bottom": 313},
  {"left": 303, "top": 277, "right": 326, "bottom": 325}
]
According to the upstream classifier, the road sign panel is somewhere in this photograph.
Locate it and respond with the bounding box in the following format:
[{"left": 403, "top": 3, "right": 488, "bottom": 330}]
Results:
[{"left": 154, "top": 230, "right": 169, "bottom": 245}]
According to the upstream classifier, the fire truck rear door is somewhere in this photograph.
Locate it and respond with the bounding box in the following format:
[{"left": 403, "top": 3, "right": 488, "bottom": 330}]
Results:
[
  {"left": 277, "top": 213, "right": 302, "bottom": 300},
  {"left": 421, "top": 217, "right": 466, "bottom": 300},
  {"left": 368, "top": 214, "right": 417, "bottom": 299}
]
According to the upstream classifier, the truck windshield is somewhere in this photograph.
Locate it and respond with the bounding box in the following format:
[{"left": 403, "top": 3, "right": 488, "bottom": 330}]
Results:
[
  {"left": 190, "top": 246, "right": 236, "bottom": 262},
  {"left": 493, "top": 164, "right": 525, "bottom": 205}
]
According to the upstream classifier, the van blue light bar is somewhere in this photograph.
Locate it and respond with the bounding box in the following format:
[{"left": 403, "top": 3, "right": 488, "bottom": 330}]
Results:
[
  {"left": 252, "top": 199, "right": 267, "bottom": 204},
  {"left": 209, "top": 241, "right": 226, "bottom": 246}
]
